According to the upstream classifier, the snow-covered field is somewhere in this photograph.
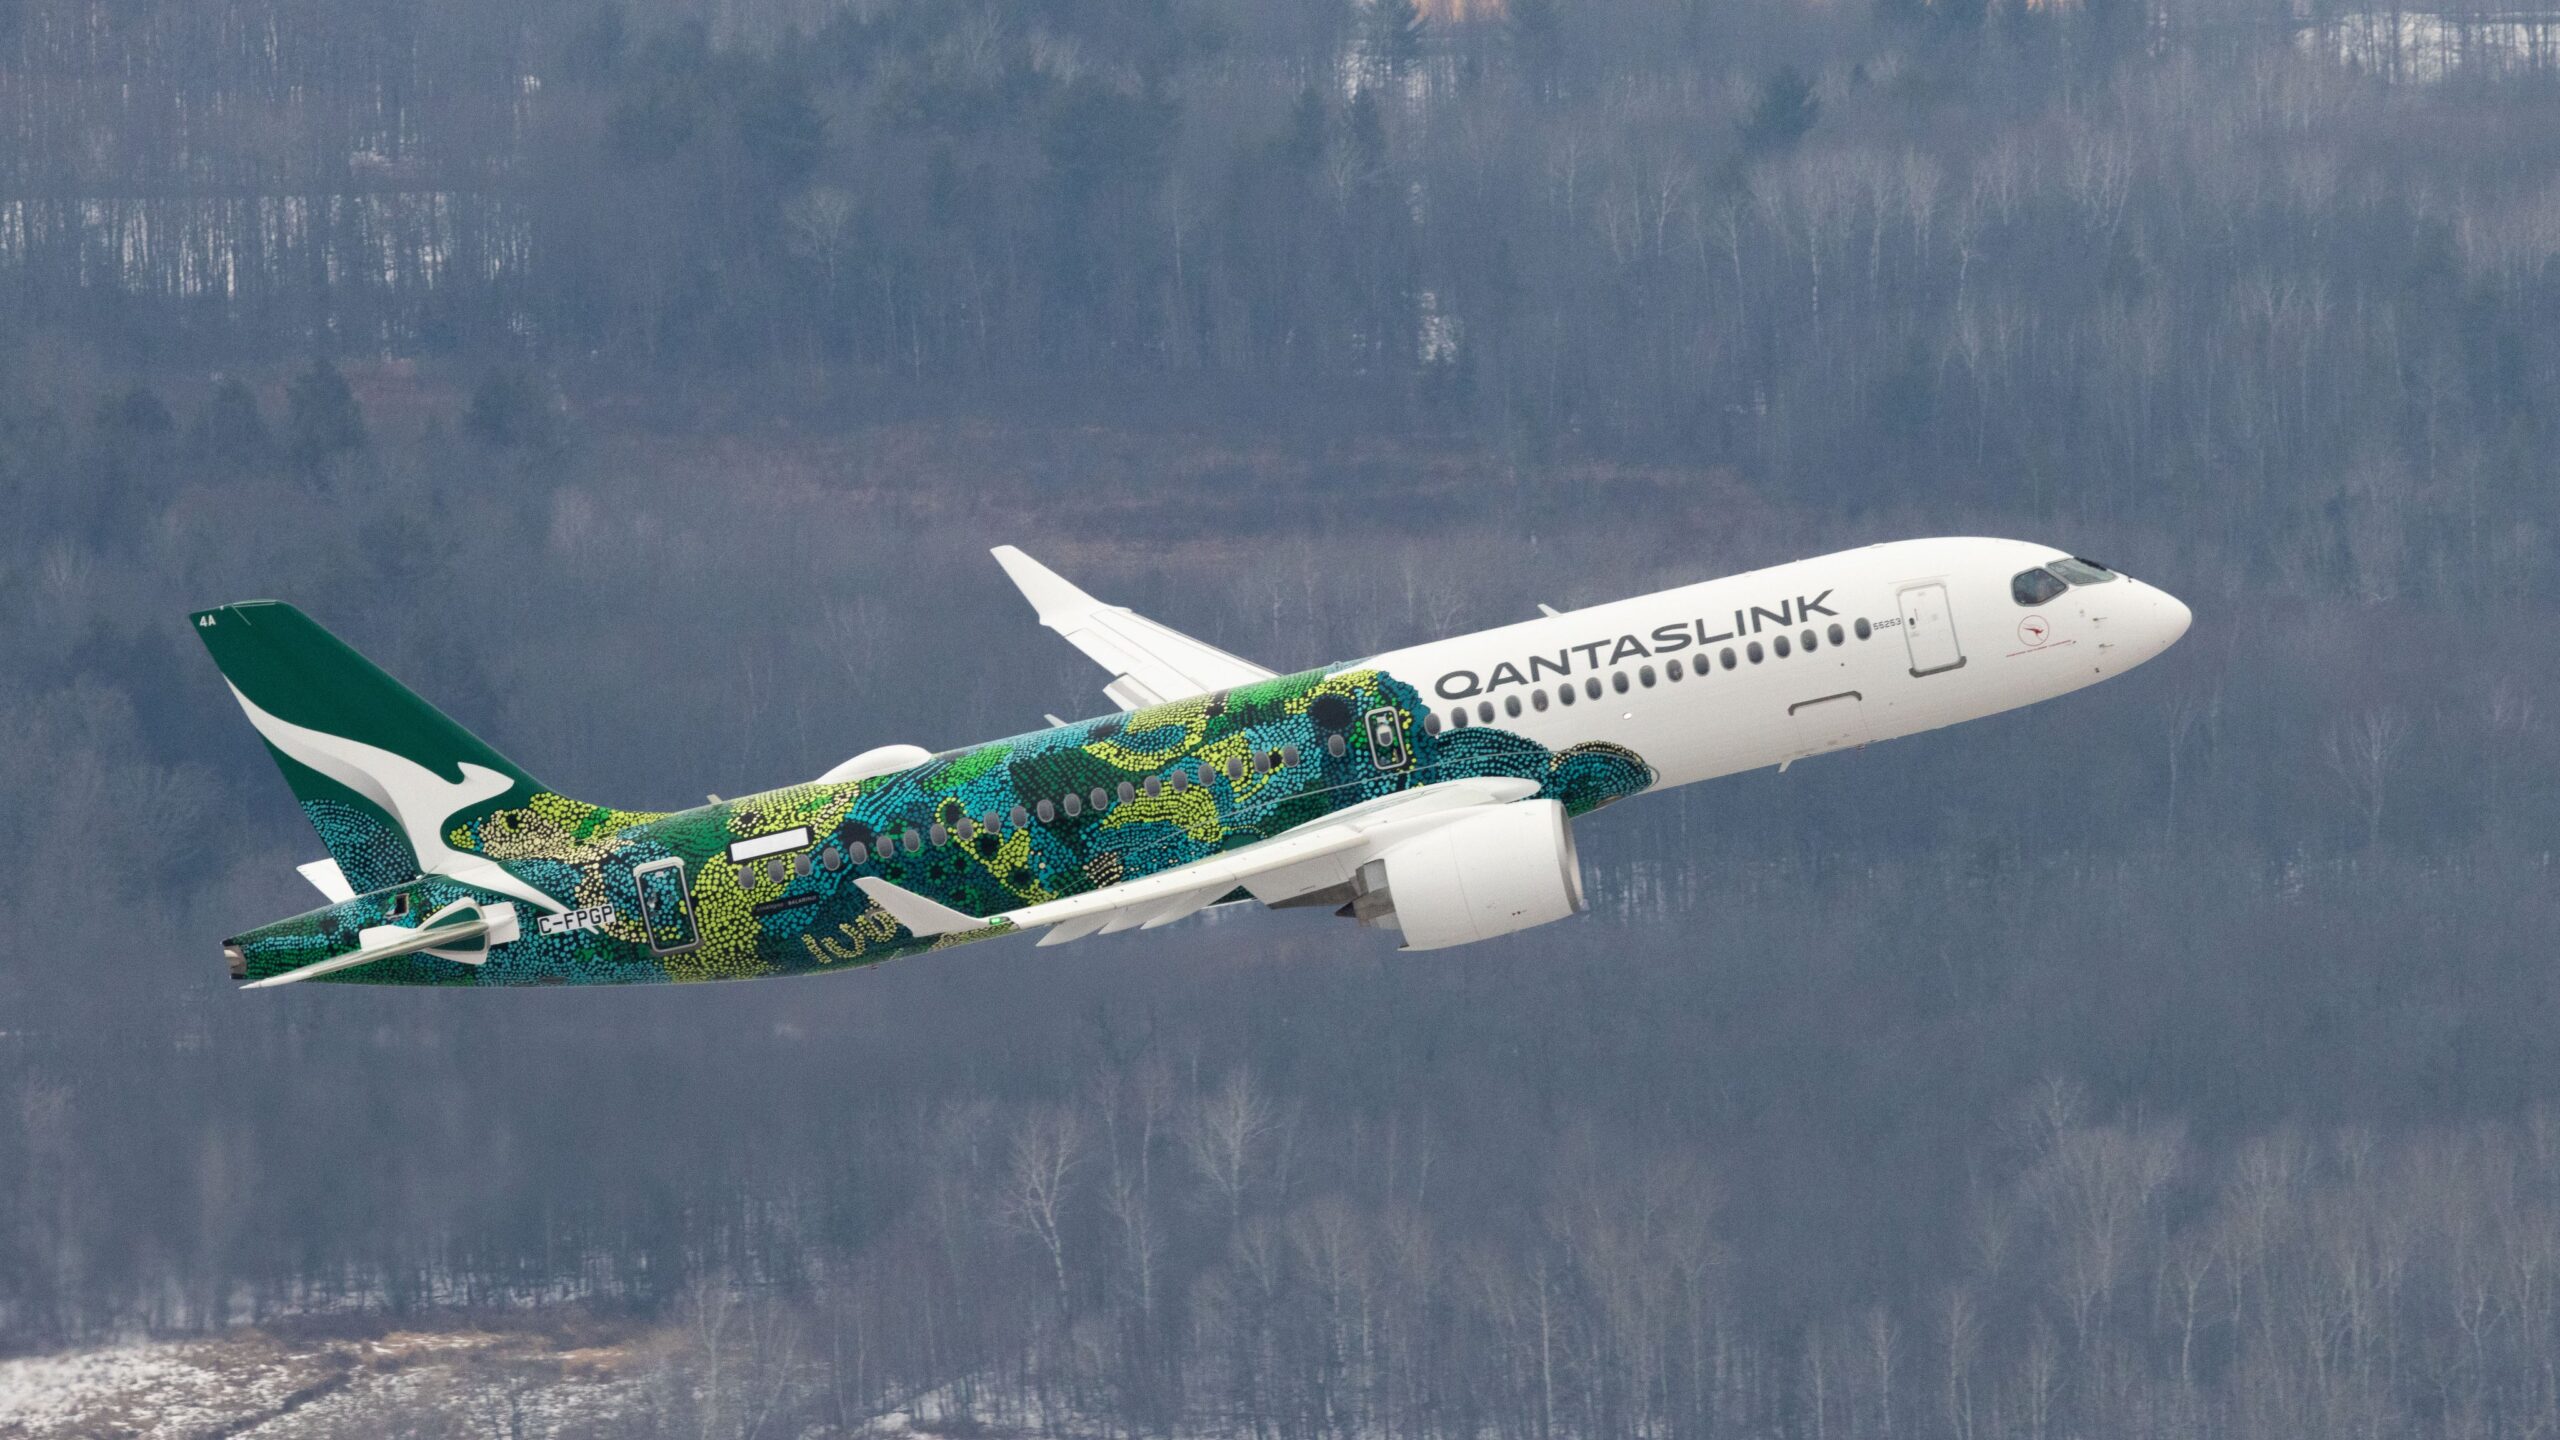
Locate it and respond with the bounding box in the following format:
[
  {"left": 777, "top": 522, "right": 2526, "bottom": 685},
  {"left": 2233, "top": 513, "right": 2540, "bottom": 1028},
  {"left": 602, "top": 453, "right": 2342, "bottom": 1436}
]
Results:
[{"left": 0, "top": 1325, "right": 654, "bottom": 1438}]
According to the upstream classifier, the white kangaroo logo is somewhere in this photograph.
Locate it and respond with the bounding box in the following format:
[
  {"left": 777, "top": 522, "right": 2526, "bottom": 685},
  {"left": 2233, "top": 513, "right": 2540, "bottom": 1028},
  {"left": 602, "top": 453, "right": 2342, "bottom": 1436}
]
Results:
[{"left": 226, "top": 685, "right": 565, "bottom": 914}]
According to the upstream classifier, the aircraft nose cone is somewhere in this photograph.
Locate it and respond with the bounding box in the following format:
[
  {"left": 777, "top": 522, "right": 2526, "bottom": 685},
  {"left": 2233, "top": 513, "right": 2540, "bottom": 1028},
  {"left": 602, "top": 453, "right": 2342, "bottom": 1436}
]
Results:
[
  {"left": 2091, "top": 580, "right": 2189, "bottom": 672},
  {"left": 2154, "top": 586, "right": 2192, "bottom": 649}
]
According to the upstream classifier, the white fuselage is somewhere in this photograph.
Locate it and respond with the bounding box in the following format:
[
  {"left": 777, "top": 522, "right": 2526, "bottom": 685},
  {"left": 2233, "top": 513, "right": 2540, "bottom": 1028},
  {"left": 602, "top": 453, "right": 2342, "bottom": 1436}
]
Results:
[{"left": 1364, "top": 537, "right": 2192, "bottom": 789}]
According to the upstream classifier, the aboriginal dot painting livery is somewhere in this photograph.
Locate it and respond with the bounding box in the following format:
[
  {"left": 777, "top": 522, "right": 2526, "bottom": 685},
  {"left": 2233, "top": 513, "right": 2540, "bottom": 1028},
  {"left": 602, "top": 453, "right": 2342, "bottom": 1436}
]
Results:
[{"left": 202, "top": 539, "right": 2190, "bottom": 987}]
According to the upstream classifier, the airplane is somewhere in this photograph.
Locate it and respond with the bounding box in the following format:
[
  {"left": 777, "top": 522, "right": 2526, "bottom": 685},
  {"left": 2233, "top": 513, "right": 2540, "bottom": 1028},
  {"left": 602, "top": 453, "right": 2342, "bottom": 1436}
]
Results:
[{"left": 200, "top": 538, "right": 2190, "bottom": 988}]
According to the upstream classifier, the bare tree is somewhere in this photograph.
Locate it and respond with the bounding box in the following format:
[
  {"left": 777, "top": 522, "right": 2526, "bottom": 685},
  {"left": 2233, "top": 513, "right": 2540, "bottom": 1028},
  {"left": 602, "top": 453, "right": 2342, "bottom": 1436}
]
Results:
[
  {"left": 2323, "top": 708, "right": 2413, "bottom": 849},
  {"left": 1184, "top": 1070, "right": 1278, "bottom": 1232},
  {"left": 1003, "top": 1103, "right": 1089, "bottom": 1317}
]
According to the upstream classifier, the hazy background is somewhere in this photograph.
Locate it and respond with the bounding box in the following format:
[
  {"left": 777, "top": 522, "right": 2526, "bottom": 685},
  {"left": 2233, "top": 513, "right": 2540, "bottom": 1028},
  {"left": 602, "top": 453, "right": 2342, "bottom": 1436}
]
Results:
[{"left": 6, "top": 0, "right": 2560, "bottom": 1433}]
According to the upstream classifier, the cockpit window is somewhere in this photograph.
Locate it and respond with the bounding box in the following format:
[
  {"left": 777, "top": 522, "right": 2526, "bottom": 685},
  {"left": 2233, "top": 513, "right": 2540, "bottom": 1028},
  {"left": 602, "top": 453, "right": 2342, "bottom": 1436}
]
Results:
[
  {"left": 2048, "top": 556, "right": 2118, "bottom": 586},
  {"left": 2012, "top": 568, "right": 2068, "bottom": 606}
]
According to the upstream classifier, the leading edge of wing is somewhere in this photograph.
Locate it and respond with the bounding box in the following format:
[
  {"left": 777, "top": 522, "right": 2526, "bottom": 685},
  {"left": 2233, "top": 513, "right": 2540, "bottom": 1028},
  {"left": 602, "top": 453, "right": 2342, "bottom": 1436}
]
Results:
[{"left": 857, "top": 776, "right": 1540, "bottom": 942}]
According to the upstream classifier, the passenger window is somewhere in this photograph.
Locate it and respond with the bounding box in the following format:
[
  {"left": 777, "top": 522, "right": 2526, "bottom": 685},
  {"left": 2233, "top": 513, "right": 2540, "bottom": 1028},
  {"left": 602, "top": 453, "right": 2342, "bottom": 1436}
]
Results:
[
  {"left": 1666, "top": 658, "right": 1684, "bottom": 681},
  {"left": 1063, "top": 794, "right": 1083, "bottom": 817},
  {"left": 1774, "top": 635, "right": 1791, "bottom": 658},
  {"left": 902, "top": 828, "right": 923, "bottom": 851},
  {"left": 1327, "top": 734, "right": 1348, "bottom": 757},
  {"left": 1558, "top": 684, "right": 1576, "bottom": 706},
  {"left": 873, "top": 836, "right": 896, "bottom": 860},
  {"left": 1532, "top": 689, "right": 1550, "bottom": 711},
  {"left": 1505, "top": 695, "right": 1523, "bottom": 718},
  {"left": 1801, "top": 629, "right": 1817, "bottom": 651},
  {"left": 1143, "top": 776, "right": 1162, "bottom": 797},
  {"left": 1477, "top": 701, "right": 1495, "bottom": 723},
  {"left": 1721, "top": 647, "right": 1737, "bottom": 669},
  {"left": 2012, "top": 568, "right": 2069, "bottom": 606},
  {"left": 1828, "top": 623, "right": 1844, "bottom": 646},
  {"left": 1170, "top": 770, "right": 1190, "bottom": 792},
  {"left": 1854, "top": 618, "right": 1872, "bottom": 640},
  {"left": 1010, "top": 805, "right": 1031, "bottom": 828},
  {"left": 928, "top": 823, "right": 948, "bottom": 847},
  {"left": 1639, "top": 665, "right": 1656, "bottom": 687},
  {"left": 1585, "top": 677, "right": 1601, "bottom": 700},
  {"left": 1423, "top": 713, "right": 1441, "bottom": 735},
  {"left": 1449, "top": 710, "right": 1468, "bottom": 729},
  {"left": 1118, "top": 781, "right": 1136, "bottom": 804},
  {"left": 1748, "top": 641, "right": 1764, "bottom": 663},
  {"left": 2049, "top": 556, "right": 2117, "bottom": 585},
  {"left": 1090, "top": 787, "right": 1109, "bottom": 811},
  {"left": 1036, "top": 799, "right": 1055, "bottom": 823},
  {"left": 848, "top": 842, "right": 868, "bottom": 864},
  {"left": 1227, "top": 756, "right": 1246, "bottom": 780},
  {"left": 955, "top": 817, "right": 975, "bottom": 841},
  {"left": 1613, "top": 672, "right": 1630, "bottom": 695}
]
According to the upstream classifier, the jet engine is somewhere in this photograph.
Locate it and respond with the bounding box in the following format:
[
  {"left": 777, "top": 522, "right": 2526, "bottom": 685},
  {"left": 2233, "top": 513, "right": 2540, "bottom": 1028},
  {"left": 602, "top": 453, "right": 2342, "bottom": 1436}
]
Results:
[{"left": 1348, "top": 799, "right": 1586, "bottom": 951}]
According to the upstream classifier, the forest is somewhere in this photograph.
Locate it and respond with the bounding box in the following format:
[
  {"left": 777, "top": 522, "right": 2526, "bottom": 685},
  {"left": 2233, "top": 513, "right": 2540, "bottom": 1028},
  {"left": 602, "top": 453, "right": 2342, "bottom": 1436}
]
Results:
[{"left": 7, "top": 0, "right": 2560, "bottom": 1433}]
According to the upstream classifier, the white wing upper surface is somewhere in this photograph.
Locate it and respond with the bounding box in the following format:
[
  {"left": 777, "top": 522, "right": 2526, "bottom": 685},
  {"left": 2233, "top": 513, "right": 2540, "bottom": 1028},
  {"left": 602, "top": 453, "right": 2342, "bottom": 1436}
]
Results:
[{"left": 992, "top": 546, "right": 1276, "bottom": 709}]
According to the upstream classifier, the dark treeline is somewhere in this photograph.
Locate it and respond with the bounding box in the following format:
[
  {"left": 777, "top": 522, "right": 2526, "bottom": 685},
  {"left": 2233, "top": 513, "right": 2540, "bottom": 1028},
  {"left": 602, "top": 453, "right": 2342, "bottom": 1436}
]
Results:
[
  {"left": 8, "top": 0, "right": 2560, "bottom": 591},
  {"left": 8, "top": 0, "right": 2560, "bottom": 1435}
]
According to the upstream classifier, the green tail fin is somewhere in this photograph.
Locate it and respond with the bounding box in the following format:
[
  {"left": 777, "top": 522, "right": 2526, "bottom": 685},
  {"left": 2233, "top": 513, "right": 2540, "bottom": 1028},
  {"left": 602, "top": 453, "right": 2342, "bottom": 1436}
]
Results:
[{"left": 191, "top": 601, "right": 549, "bottom": 895}]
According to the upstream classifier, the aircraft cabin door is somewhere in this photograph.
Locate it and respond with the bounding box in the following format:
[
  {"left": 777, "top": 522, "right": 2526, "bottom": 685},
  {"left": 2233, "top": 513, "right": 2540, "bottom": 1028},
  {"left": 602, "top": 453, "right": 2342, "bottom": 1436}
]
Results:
[
  {"left": 630, "top": 856, "right": 701, "bottom": 956},
  {"left": 1897, "top": 583, "right": 1966, "bottom": 676}
]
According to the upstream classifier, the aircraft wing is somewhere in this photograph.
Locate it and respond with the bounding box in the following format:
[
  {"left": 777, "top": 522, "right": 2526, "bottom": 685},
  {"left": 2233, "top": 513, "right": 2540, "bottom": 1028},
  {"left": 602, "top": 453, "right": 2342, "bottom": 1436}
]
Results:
[
  {"left": 858, "top": 776, "right": 1538, "bottom": 946},
  {"left": 991, "top": 546, "right": 1276, "bottom": 709}
]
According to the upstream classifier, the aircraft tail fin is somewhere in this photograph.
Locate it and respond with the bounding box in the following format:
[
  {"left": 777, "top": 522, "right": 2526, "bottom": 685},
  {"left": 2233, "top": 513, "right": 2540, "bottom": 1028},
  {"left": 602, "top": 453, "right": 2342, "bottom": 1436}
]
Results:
[{"left": 191, "top": 601, "right": 549, "bottom": 895}]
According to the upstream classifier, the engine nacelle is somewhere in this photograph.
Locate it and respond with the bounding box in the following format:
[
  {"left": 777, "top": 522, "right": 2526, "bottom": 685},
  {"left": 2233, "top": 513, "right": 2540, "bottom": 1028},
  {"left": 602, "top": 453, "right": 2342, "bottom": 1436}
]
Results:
[{"left": 1355, "top": 799, "right": 1586, "bottom": 951}]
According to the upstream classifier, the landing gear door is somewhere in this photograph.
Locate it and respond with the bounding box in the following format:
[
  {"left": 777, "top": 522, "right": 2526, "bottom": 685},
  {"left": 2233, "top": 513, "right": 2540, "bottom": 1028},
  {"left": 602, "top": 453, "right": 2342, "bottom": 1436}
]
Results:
[
  {"left": 1897, "top": 583, "right": 1966, "bottom": 677},
  {"left": 631, "top": 856, "right": 700, "bottom": 956}
]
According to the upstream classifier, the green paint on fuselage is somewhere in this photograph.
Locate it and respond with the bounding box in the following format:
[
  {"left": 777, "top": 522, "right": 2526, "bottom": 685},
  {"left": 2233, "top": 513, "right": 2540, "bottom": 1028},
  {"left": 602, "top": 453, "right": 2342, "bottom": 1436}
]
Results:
[{"left": 226, "top": 666, "right": 1654, "bottom": 986}]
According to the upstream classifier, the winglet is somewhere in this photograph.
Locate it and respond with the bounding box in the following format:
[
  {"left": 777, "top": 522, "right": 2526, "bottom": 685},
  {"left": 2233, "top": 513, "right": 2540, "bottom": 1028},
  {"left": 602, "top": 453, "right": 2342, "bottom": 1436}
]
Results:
[
  {"left": 989, "top": 546, "right": 1278, "bottom": 710},
  {"left": 855, "top": 877, "right": 991, "bottom": 937},
  {"left": 990, "top": 545, "right": 1098, "bottom": 631}
]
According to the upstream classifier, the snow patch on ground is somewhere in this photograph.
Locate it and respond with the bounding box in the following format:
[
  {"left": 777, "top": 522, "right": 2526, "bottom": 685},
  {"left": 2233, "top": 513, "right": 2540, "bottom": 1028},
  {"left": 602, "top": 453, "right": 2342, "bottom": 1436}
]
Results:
[{"left": 0, "top": 1327, "right": 650, "bottom": 1439}]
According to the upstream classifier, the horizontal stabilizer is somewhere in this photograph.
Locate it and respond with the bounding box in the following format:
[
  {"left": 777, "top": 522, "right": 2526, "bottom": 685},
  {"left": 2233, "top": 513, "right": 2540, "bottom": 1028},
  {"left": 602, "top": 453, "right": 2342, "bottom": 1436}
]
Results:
[{"left": 241, "top": 900, "right": 515, "bottom": 989}]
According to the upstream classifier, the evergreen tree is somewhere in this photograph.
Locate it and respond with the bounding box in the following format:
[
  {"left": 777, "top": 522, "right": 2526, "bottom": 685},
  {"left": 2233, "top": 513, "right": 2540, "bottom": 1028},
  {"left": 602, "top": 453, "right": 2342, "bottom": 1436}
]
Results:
[
  {"left": 1282, "top": 86, "right": 1328, "bottom": 173},
  {"left": 284, "top": 360, "right": 366, "bottom": 474},
  {"left": 1365, "top": 0, "right": 1426, "bottom": 85},
  {"left": 93, "top": 384, "right": 173, "bottom": 445},
  {"left": 1739, "top": 65, "right": 1819, "bottom": 154},
  {"left": 1507, "top": 0, "right": 1566, "bottom": 98},
  {"left": 193, "top": 377, "right": 273, "bottom": 470},
  {"left": 463, "top": 369, "right": 560, "bottom": 453}
]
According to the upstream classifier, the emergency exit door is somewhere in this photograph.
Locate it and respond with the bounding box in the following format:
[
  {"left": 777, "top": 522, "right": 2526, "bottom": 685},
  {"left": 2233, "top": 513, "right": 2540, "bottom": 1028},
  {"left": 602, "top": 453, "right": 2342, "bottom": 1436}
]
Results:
[
  {"left": 630, "top": 856, "right": 700, "bottom": 956},
  {"left": 1898, "top": 583, "right": 1966, "bottom": 676}
]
